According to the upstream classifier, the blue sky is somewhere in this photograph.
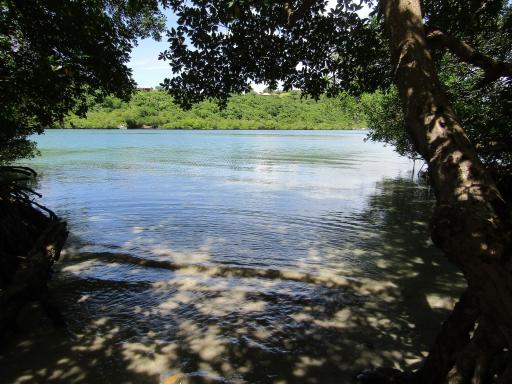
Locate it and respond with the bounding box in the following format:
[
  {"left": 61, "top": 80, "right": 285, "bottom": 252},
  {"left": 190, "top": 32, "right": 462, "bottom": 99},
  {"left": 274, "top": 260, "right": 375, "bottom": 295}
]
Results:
[
  {"left": 128, "top": 9, "right": 177, "bottom": 88},
  {"left": 128, "top": 1, "right": 368, "bottom": 89},
  {"left": 129, "top": 38, "right": 171, "bottom": 87}
]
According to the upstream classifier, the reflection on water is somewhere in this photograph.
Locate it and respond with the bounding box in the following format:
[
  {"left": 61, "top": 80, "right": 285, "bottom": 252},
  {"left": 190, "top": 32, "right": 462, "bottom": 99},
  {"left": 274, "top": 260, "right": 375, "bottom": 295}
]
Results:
[{"left": 1, "top": 130, "right": 465, "bottom": 383}]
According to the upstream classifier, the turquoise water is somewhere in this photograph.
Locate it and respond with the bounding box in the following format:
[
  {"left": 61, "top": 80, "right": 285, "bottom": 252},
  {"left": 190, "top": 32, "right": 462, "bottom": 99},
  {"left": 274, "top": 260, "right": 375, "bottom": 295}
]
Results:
[
  {"left": 29, "top": 129, "right": 413, "bottom": 271},
  {"left": 4, "top": 130, "right": 463, "bottom": 383}
]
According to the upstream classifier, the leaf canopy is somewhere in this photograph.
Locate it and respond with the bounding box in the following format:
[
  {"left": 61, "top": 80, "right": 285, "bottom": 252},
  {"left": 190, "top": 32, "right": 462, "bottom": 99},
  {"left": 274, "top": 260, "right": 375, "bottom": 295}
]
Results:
[
  {"left": 160, "top": 0, "right": 510, "bottom": 108},
  {"left": 0, "top": 0, "right": 166, "bottom": 163}
]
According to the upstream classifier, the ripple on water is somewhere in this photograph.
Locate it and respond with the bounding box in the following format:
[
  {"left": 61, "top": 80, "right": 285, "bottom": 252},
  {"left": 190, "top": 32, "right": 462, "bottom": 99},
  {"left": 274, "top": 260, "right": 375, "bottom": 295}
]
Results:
[{"left": 3, "top": 130, "right": 466, "bottom": 384}]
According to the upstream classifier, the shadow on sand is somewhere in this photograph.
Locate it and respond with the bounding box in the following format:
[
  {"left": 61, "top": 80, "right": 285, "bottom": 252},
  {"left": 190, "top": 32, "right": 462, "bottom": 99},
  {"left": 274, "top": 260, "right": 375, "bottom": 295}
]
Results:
[{"left": 0, "top": 177, "right": 465, "bottom": 384}]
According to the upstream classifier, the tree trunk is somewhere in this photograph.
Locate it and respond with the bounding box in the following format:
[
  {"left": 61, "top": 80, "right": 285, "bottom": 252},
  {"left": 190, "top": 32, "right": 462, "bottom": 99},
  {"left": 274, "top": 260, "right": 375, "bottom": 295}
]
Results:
[{"left": 379, "top": 0, "right": 512, "bottom": 381}]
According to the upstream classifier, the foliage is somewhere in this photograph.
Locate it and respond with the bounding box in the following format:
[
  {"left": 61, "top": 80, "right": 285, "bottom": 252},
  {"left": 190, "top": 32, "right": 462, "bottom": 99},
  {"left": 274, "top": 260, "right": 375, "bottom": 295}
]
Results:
[
  {"left": 423, "top": 0, "right": 508, "bottom": 40},
  {"left": 360, "top": 88, "right": 416, "bottom": 158},
  {"left": 160, "top": 0, "right": 507, "bottom": 108},
  {"left": 161, "top": 0, "right": 390, "bottom": 108},
  {"left": 440, "top": 59, "right": 512, "bottom": 179},
  {"left": 359, "top": 2, "right": 512, "bottom": 194},
  {"left": 0, "top": 0, "right": 166, "bottom": 164},
  {"left": 362, "top": 68, "right": 512, "bottom": 165},
  {"left": 160, "top": 0, "right": 511, "bottom": 168},
  {"left": 61, "top": 90, "right": 366, "bottom": 129},
  {"left": 362, "top": 74, "right": 512, "bottom": 195}
]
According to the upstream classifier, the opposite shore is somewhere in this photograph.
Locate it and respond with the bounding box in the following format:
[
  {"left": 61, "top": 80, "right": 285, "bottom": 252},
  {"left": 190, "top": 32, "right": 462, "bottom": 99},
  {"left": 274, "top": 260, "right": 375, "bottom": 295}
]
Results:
[{"left": 59, "top": 90, "right": 368, "bottom": 130}]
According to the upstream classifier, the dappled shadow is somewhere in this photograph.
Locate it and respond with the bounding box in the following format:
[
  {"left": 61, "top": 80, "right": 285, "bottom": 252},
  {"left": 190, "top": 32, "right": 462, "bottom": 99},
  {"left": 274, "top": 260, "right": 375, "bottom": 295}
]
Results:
[
  {"left": 0, "top": 177, "right": 465, "bottom": 383},
  {"left": 341, "top": 178, "right": 465, "bottom": 349}
]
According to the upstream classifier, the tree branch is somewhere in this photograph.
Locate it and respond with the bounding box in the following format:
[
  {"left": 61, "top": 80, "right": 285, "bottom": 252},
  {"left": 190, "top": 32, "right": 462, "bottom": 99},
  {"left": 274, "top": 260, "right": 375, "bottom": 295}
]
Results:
[{"left": 425, "top": 27, "right": 512, "bottom": 87}]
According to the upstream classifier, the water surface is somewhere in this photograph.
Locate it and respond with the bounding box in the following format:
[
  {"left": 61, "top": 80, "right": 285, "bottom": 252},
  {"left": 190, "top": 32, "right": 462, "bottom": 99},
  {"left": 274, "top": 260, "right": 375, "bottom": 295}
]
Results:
[{"left": 2, "top": 130, "right": 464, "bottom": 383}]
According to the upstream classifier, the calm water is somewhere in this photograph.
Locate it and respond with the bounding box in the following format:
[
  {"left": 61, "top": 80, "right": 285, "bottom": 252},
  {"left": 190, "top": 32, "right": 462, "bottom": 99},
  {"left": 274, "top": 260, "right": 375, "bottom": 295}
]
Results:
[{"left": 3, "top": 130, "right": 464, "bottom": 383}]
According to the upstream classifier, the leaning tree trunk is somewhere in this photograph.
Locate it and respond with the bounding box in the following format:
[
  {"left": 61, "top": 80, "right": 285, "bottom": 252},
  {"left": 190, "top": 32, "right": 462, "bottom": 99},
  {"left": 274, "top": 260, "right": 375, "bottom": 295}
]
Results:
[{"left": 380, "top": 0, "right": 512, "bottom": 382}]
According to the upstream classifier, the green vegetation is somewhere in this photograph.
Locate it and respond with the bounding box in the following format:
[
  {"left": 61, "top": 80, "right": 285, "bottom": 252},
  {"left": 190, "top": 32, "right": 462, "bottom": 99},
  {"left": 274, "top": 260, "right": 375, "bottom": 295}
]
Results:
[
  {"left": 0, "top": 0, "right": 165, "bottom": 163},
  {"left": 61, "top": 90, "right": 365, "bottom": 129},
  {"left": 360, "top": 55, "right": 512, "bottom": 198},
  {"left": 160, "top": 1, "right": 512, "bottom": 381}
]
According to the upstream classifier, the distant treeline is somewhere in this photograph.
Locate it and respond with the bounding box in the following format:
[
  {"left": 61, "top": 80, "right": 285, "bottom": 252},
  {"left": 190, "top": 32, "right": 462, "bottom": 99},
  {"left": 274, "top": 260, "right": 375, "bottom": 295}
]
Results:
[{"left": 60, "top": 91, "right": 366, "bottom": 130}]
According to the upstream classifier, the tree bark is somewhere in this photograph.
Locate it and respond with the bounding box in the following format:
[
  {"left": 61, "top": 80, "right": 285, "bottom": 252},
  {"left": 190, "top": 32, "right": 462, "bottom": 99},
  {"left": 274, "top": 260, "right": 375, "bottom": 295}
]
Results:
[
  {"left": 415, "top": 290, "right": 479, "bottom": 383},
  {"left": 379, "top": 0, "right": 512, "bottom": 381}
]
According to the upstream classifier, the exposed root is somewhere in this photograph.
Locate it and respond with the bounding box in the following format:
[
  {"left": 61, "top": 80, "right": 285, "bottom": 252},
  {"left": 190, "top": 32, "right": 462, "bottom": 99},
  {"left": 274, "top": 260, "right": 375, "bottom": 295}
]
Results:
[
  {"left": 0, "top": 166, "right": 68, "bottom": 336},
  {"left": 358, "top": 289, "right": 512, "bottom": 384},
  {"left": 414, "top": 290, "right": 479, "bottom": 383}
]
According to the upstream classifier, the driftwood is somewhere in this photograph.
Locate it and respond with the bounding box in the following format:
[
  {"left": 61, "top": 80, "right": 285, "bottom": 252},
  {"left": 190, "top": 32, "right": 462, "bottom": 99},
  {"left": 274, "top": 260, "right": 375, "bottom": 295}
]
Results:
[{"left": 0, "top": 166, "right": 68, "bottom": 336}]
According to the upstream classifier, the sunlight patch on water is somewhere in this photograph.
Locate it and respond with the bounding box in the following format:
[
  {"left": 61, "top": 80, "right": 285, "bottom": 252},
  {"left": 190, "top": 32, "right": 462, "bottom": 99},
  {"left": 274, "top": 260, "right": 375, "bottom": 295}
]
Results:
[{"left": 1, "top": 130, "right": 467, "bottom": 383}]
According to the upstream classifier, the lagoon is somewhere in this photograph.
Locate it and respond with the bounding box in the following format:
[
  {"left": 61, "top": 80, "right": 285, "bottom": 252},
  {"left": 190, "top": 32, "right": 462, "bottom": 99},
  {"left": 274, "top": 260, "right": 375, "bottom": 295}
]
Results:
[{"left": 3, "top": 129, "right": 464, "bottom": 383}]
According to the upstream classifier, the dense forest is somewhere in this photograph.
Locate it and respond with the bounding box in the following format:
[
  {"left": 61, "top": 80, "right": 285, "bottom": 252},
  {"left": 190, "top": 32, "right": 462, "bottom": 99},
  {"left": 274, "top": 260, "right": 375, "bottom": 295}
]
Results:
[{"left": 60, "top": 90, "right": 366, "bottom": 130}]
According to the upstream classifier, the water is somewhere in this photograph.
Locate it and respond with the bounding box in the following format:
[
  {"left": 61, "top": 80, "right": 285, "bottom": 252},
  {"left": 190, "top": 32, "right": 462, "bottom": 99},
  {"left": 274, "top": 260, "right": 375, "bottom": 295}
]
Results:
[{"left": 2, "top": 130, "right": 464, "bottom": 383}]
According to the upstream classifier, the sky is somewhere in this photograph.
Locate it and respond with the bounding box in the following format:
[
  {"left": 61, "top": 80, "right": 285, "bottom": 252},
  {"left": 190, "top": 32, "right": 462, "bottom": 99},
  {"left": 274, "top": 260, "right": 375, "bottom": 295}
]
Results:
[
  {"left": 128, "top": 10, "right": 178, "bottom": 88},
  {"left": 128, "top": 1, "right": 369, "bottom": 90}
]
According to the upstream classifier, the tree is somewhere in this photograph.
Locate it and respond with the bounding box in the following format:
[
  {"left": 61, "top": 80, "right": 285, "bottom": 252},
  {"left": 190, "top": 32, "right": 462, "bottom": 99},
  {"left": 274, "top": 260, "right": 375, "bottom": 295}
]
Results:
[
  {"left": 0, "top": 0, "right": 167, "bottom": 337},
  {"left": 160, "top": 0, "right": 512, "bottom": 381},
  {"left": 362, "top": 26, "right": 512, "bottom": 199},
  {"left": 0, "top": 0, "right": 166, "bottom": 163}
]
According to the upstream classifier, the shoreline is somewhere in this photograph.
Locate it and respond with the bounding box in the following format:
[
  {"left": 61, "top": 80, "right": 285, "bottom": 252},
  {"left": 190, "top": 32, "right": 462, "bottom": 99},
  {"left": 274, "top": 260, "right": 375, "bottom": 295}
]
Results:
[{"left": 47, "top": 127, "right": 369, "bottom": 131}]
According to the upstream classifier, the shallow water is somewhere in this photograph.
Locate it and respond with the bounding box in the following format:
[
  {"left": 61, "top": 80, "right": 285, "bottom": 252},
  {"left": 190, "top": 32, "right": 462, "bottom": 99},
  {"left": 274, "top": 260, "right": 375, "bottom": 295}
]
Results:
[{"left": 2, "top": 130, "right": 464, "bottom": 383}]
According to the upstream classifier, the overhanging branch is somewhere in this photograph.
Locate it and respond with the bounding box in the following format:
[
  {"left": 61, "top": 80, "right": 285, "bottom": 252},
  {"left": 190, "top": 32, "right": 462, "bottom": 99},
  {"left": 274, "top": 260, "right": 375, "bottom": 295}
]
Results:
[{"left": 425, "top": 27, "right": 512, "bottom": 86}]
